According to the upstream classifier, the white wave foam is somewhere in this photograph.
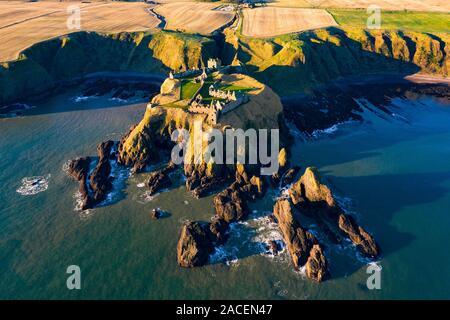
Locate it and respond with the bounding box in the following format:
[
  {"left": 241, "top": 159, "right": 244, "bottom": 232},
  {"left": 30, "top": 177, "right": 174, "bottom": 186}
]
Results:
[{"left": 16, "top": 174, "right": 51, "bottom": 195}]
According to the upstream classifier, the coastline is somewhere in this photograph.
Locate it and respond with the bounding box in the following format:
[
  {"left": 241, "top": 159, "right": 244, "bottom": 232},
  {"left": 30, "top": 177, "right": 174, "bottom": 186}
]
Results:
[{"left": 281, "top": 73, "right": 450, "bottom": 102}]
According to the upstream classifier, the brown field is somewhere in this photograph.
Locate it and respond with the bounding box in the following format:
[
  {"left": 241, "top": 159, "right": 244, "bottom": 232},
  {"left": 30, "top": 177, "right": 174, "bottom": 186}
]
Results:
[
  {"left": 269, "top": 0, "right": 450, "bottom": 12},
  {"left": 242, "top": 7, "right": 338, "bottom": 38},
  {"left": 153, "top": 2, "right": 235, "bottom": 34},
  {"left": 0, "top": 1, "right": 160, "bottom": 62}
]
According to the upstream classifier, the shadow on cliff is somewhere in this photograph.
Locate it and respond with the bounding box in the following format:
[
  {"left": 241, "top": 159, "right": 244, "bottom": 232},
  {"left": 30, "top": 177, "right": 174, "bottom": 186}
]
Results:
[
  {"left": 242, "top": 27, "right": 422, "bottom": 96},
  {"left": 321, "top": 170, "right": 450, "bottom": 280}
]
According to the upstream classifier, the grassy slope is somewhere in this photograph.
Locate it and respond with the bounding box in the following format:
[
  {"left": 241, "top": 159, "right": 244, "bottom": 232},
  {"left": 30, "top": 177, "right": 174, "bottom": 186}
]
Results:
[
  {"left": 329, "top": 9, "right": 450, "bottom": 34},
  {"left": 180, "top": 79, "right": 201, "bottom": 100},
  {"left": 0, "top": 31, "right": 217, "bottom": 105},
  {"left": 223, "top": 23, "right": 450, "bottom": 95}
]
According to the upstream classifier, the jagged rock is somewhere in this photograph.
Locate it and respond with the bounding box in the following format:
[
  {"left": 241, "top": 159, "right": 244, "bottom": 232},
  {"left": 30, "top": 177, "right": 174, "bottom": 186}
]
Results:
[
  {"left": 289, "top": 167, "right": 336, "bottom": 208},
  {"left": 213, "top": 186, "right": 248, "bottom": 222},
  {"left": 273, "top": 198, "right": 329, "bottom": 280},
  {"left": 147, "top": 161, "right": 176, "bottom": 195},
  {"left": 282, "top": 166, "right": 300, "bottom": 186},
  {"left": 67, "top": 157, "right": 91, "bottom": 208},
  {"left": 289, "top": 167, "right": 380, "bottom": 258},
  {"left": 90, "top": 140, "right": 115, "bottom": 204},
  {"left": 273, "top": 199, "right": 318, "bottom": 268},
  {"left": 67, "top": 157, "right": 91, "bottom": 181},
  {"left": 209, "top": 216, "right": 229, "bottom": 244},
  {"left": 191, "top": 176, "right": 228, "bottom": 199},
  {"left": 177, "top": 221, "right": 215, "bottom": 268},
  {"left": 338, "top": 214, "right": 379, "bottom": 258},
  {"left": 305, "top": 244, "right": 328, "bottom": 282},
  {"left": 184, "top": 163, "right": 230, "bottom": 198}
]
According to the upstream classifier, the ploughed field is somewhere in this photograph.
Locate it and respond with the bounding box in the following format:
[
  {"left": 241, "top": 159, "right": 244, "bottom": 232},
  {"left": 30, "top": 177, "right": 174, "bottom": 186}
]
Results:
[
  {"left": 153, "top": 2, "right": 235, "bottom": 35},
  {"left": 269, "top": 0, "right": 450, "bottom": 12},
  {"left": 242, "top": 7, "right": 338, "bottom": 38},
  {"left": 0, "top": 0, "right": 160, "bottom": 62}
]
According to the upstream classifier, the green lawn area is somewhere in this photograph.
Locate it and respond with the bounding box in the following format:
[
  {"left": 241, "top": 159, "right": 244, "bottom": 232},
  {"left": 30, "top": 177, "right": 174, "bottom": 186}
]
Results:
[
  {"left": 329, "top": 9, "right": 450, "bottom": 34},
  {"left": 180, "top": 79, "right": 202, "bottom": 100}
]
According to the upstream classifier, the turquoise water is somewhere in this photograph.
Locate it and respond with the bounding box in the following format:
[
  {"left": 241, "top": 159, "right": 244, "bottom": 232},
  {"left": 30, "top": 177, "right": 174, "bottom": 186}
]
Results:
[{"left": 1, "top": 89, "right": 449, "bottom": 299}]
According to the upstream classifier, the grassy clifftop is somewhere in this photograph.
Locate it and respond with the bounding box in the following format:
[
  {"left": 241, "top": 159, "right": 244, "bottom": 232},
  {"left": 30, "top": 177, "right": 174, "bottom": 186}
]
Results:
[
  {"left": 223, "top": 27, "right": 449, "bottom": 94},
  {"left": 0, "top": 31, "right": 217, "bottom": 105}
]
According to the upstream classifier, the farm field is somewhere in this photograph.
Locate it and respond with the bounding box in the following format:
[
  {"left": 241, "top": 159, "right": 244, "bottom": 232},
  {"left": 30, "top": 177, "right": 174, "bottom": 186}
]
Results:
[
  {"left": 268, "top": 0, "right": 450, "bottom": 12},
  {"left": 153, "top": 2, "right": 235, "bottom": 35},
  {"left": 329, "top": 9, "right": 450, "bottom": 34},
  {"left": 0, "top": 1, "right": 160, "bottom": 62},
  {"left": 242, "top": 7, "right": 338, "bottom": 38}
]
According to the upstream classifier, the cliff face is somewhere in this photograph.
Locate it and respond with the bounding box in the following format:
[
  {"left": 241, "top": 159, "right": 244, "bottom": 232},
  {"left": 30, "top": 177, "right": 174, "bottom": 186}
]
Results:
[
  {"left": 223, "top": 28, "right": 449, "bottom": 95},
  {"left": 118, "top": 73, "right": 284, "bottom": 170},
  {"left": 1, "top": 27, "right": 448, "bottom": 105},
  {"left": 0, "top": 31, "right": 217, "bottom": 105}
]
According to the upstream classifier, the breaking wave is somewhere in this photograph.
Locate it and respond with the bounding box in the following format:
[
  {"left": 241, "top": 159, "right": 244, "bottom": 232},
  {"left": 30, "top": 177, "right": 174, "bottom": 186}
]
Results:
[{"left": 16, "top": 174, "right": 51, "bottom": 196}]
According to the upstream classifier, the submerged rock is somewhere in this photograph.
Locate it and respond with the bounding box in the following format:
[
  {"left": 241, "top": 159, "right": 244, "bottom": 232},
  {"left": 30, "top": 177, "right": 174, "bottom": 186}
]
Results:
[{"left": 151, "top": 208, "right": 162, "bottom": 220}]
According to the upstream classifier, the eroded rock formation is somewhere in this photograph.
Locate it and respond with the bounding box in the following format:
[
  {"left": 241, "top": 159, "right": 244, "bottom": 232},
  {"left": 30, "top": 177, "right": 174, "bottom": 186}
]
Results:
[
  {"left": 67, "top": 140, "right": 116, "bottom": 210},
  {"left": 289, "top": 167, "right": 380, "bottom": 258},
  {"left": 147, "top": 161, "right": 176, "bottom": 195},
  {"left": 67, "top": 157, "right": 91, "bottom": 209},
  {"left": 273, "top": 199, "right": 328, "bottom": 281},
  {"left": 90, "top": 140, "right": 115, "bottom": 205},
  {"left": 177, "top": 221, "right": 215, "bottom": 268}
]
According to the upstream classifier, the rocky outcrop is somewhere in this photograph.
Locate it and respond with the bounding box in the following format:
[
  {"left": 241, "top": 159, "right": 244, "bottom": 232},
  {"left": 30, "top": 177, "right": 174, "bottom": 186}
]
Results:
[
  {"left": 177, "top": 221, "right": 215, "bottom": 268},
  {"left": 338, "top": 214, "right": 379, "bottom": 258},
  {"left": 67, "top": 157, "right": 91, "bottom": 208},
  {"left": 90, "top": 140, "right": 115, "bottom": 205},
  {"left": 67, "top": 141, "right": 117, "bottom": 210},
  {"left": 177, "top": 217, "right": 229, "bottom": 268},
  {"left": 213, "top": 184, "right": 248, "bottom": 223},
  {"left": 305, "top": 245, "right": 328, "bottom": 282},
  {"left": 273, "top": 199, "right": 328, "bottom": 281},
  {"left": 147, "top": 161, "right": 176, "bottom": 195},
  {"left": 289, "top": 167, "right": 380, "bottom": 258},
  {"left": 208, "top": 216, "right": 229, "bottom": 243}
]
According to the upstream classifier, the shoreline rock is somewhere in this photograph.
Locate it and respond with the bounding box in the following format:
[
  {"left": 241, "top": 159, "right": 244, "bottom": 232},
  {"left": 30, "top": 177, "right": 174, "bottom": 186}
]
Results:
[
  {"left": 147, "top": 161, "right": 176, "bottom": 195},
  {"left": 273, "top": 199, "right": 328, "bottom": 281},
  {"left": 289, "top": 167, "right": 380, "bottom": 258}
]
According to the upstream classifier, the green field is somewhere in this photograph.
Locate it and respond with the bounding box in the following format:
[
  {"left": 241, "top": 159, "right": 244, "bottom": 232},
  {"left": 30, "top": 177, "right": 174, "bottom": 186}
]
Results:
[
  {"left": 329, "top": 9, "right": 450, "bottom": 34},
  {"left": 180, "top": 79, "right": 202, "bottom": 100}
]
